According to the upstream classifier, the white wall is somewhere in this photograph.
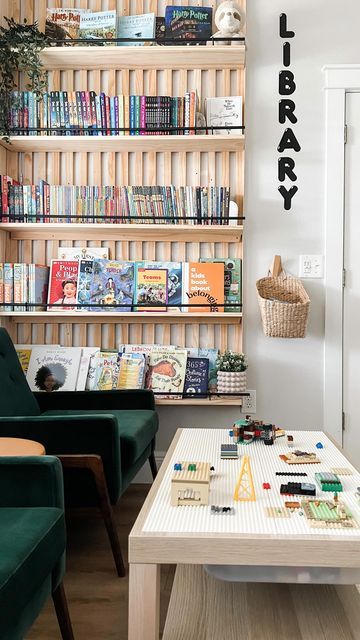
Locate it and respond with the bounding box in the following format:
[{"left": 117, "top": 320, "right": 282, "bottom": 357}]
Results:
[{"left": 147, "top": 0, "right": 360, "bottom": 467}]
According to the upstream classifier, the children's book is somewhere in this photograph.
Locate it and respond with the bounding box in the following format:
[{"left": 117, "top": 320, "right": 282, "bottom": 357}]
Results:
[
  {"left": 26, "top": 347, "right": 82, "bottom": 392},
  {"left": 137, "top": 261, "right": 182, "bottom": 311},
  {"left": 121, "top": 343, "right": 177, "bottom": 354},
  {"left": 117, "top": 13, "right": 155, "bottom": 46},
  {"left": 117, "top": 353, "right": 147, "bottom": 389},
  {"left": 200, "top": 258, "right": 242, "bottom": 311},
  {"left": 165, "top": 6, "right": 212, "bottom": 44},
  {"left": 79, "top": 10, "right": 116, "bottom": 45},
  {"left": 92, "top": 353, "right": 120, "bottom": 390},
  {"left": 47, "top": 260, "right": 79, "bottom": 311},
  {"left": 134, "top": 266, "right": 168, "bottom": 311},
  {"left": 76, "top": 259, "right": 94, "bottom": 311},
  {"left": 182, "top": 262, "right": 224, "bottom": 312},
  {"left": 45, "top": 8, "right": 90, "bottom": 43},
  {"left": 183, "top": 356, "right": 209, "bottom": 397},
  {"left": 28, "top": 264, "right": 49, "bottom": 311},
  {"left": 15, "top": 347, "right": 32, "bottom": 375},
  {"left": 89, "top": 260, "right": 134, "bottom": 311},
  {"left": 76, "top": 346, "right": 100, "bottom": 391},
  {"left": 58, "top": 247, "right": 109, "bottom": 260},
  {"left": 85, "top": 351, "right": 101, "bottom": 390},
  {"left": 145, "top": 348, "right": 187, "bottom": 396},
  {"left": 205, "top": 96, "right": 243, "bottom": 135},
  {"left": 187, "top": 347, "right": 218, "bottom": 392}
]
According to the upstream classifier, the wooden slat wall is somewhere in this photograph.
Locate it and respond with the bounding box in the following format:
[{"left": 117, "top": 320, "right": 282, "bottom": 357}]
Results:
[{"left": 2, "top": 0, "right": 245, "bottom": 353}]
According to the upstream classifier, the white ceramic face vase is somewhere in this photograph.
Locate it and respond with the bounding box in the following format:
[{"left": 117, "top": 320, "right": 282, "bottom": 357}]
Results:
[{"left": 211, "top": 1, "right": 245, "bottom": 45}]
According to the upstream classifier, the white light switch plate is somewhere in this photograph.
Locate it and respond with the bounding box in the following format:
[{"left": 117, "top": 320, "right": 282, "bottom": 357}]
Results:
[{"left": 299, "top": 254, "right": 324, "bottom": 278}]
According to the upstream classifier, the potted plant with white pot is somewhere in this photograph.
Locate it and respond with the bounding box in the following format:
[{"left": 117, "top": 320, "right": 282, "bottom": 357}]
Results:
[{"left": 215, "top": 350, "right": 247, "bottom": 394}]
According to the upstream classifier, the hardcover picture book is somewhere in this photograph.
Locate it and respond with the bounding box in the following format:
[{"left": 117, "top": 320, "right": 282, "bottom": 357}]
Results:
[
  {"left": 138, "top": 261, "right": 182, "bottom": 311},
  {"left": 79, "top": 10, "right": 116, "bottom": 45},
  {"left": 58, "top": 247, "right": 109, "bottom": 260},
  {"left": 26, "top": 347, "right": 82, "bottom": 392},
  {"left": 117, "top": 353, "right": 147, "bottom": 389},
  {"left": 145, "top": 348, "right": 187, "bottom": 396},
  {"left": 200, "top": 258, "right": 242, "bottom": 311},
  {"left": 92, "top": 353, "right": 120, "bottom": 390},
  {"left": 182, "top": 262, "right": 224, "bottom": 312},
  {"left": 165, "top": 6, "right": 212, "bottom": 44},
  {"left": 28, "top": 265, "right": 50, "bottom": 311},
  {"left": 117, "top": 13, "right": 155, "bottom": 46},
  {"left": 45, "top": 8, "right": 90, "bottom": 43},
  {"left": 47, "top": 260, "right": 79, "bottom": 311},
  {"left": 89, "top": 260, "right": 134, "bottom": 311},
  {"left": 15, "top": 347, "right": 32, "bottom": 375},
  {"left": 205, "top": 96, "right": 243, "bottom": 135},
  {"left": 183, "top": 357, "right": 209, "bottom": 397},
  {"left": 135, "top": 267, "right": 168, "bottom": 311},
  {"left": 76, "top": 259, "right": 94, "bottom": 311},
  {"left": 187, "top": 347, "right": 219, "bottom": 392},
  {"left": 76, "top": 346, "right": 100, "bottom": 391}
]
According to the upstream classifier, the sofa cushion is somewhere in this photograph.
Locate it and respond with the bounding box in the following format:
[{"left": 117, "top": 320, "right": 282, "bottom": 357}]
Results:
[
  {"left": 42, "top": 409, "right": 158, "bottom": 471},
  {"left": 0, "top": 507, "right": 65, "bottom": 634}
]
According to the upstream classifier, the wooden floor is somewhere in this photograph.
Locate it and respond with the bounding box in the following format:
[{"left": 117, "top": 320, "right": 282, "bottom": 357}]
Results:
[
  {"left": 27, "top": 484, "right": 360, "bottom": 640},
  {"left": 163, "top": 565, "right": 360, "bottom": 640},
  {"left": 27, "top": 484, "right": 175, "bottom": 640}
]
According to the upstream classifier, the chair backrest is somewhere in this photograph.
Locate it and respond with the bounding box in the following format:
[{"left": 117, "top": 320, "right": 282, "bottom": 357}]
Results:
[{"left": 0, "top": 329, "right": 40, "bottom": 417}]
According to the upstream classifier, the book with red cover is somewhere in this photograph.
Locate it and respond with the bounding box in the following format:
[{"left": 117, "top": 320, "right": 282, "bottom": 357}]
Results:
[{"left": 47, "top": 259, "right": 79, "bottom": 311}]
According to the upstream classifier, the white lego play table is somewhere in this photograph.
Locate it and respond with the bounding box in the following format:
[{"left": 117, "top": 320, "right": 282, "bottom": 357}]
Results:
[{"left": 128, "top": 429, "right": 360, "bottom": 640}]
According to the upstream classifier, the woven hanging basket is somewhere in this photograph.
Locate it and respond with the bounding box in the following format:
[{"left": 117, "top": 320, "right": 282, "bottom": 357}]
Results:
[{"left": 256, "top": 274, "right": 310, "bottom": 338}]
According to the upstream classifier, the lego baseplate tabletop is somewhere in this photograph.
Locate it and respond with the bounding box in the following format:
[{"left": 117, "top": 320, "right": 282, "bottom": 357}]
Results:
[{"left": 141, "top": 429, "right": 360, "bottom": 537}]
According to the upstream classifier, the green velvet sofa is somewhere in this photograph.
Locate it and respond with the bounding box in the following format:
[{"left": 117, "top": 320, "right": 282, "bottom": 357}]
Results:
[
  {"left": 0, "top": 456, "right": 73, "bottom": 640},
  {"left": 0, "top": 327, "right": 159, "bottom": 576}
]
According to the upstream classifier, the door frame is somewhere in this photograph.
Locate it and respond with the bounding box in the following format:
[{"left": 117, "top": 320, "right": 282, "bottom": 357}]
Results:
[{"left": 323, "top": 65, "right": 360, "bottom": 445}]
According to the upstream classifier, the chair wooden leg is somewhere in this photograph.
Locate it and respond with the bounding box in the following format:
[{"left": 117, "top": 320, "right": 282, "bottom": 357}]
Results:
[
  {"left": 52, "top": 581, "right": 74, "bottom": 640},
  {"left": 59, "top": 454, "right": 126, "bottom": 578},
  {"left": 149, "top": 450, "right": 158, "bottom": 480}
]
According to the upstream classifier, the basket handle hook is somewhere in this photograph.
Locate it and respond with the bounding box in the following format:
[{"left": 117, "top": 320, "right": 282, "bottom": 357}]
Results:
[{"left": 270, "top": 255, "right": 283, "bottom": 277}]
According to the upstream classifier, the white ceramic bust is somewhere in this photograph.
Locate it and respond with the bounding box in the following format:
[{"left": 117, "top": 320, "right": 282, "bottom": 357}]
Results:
[{"left": 210, "top": 1, "right": 245, "bottom": 46}]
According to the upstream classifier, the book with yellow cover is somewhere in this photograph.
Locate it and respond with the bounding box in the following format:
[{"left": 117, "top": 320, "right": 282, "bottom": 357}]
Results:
[
  {"left": 134, "top": 266, "right": 168, "bottom": 311},
  {"left": 182, "top": 262, "right": 224, "bottom": 312}
]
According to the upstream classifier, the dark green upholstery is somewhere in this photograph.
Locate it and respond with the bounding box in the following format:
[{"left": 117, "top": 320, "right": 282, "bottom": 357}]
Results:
[
  {"left": 0, "top": 456, "right": 68, "bottom": 640},
  {"left": 0, "top": 328, "right": 159, "bottom": 507}
]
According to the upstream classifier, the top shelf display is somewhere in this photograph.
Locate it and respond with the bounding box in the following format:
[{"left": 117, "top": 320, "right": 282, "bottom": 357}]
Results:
[{"left": 39, "top": 45, "right": 246, "bottom": 70}]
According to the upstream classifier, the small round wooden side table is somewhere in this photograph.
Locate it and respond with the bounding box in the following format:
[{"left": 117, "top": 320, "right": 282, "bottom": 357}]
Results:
[{"left": 0, "top": 437, "right": 45, "bottom": 456}]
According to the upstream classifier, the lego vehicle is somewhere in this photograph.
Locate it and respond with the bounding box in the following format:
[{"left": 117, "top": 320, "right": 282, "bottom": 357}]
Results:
[{"left": 230, "top": 417, "right": 276, "bottom": 445}]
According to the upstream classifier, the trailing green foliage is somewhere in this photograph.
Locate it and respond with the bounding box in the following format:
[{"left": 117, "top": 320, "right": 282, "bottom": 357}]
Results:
[{"left": 0, "top": 17, "right": 49, "bottom": 138}]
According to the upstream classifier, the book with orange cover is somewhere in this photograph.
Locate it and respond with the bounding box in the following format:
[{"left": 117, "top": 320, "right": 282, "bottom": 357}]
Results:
[{"left": 182, "top": 262, "right": 224, "bottom": 312}]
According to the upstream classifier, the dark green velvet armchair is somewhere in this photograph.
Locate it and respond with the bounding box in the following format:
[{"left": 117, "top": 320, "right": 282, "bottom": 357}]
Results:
[
  {"left": 0, "top": 455, "right": 74, "bottom": 640},
  {"left": 0, "top": 328, "right": 159, "bottom": 576}
]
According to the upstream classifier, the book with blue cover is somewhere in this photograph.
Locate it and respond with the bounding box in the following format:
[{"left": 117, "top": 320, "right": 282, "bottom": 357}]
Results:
[
  {"left": 76, "top": 259, "right": 93, "bottom": 311},
  {"left": 138, "top": 260, "right": 182, "bottom": 310},
  {"left": 183, "top": 356, "right": 209, "bottom": 397},
  {"left": 165, "top": 6, "right": 212, "bottom": 45},
  {"left": 89, "top": 259, "right": 134, "bottom": 311},
  {"left": 117, "top": 13, "right": 155, "bottom": 46}
]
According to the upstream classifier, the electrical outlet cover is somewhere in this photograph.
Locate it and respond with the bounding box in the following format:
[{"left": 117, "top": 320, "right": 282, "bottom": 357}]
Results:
[
  {"left": 242, "top": 389, "right": 256, "bottom": 414},
  {"left": 299, "top": 255, "right": 324, "bottom": 278}
]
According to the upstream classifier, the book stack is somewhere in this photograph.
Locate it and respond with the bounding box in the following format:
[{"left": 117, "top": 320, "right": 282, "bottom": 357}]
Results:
[
  {"left": 9, "top": 90, "right": 197, "bottom": 136},
  {"left": 0, "top": 178, "right": 232, "bottom": 225}
]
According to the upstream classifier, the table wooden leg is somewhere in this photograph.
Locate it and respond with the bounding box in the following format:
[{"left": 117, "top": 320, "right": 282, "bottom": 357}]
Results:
[{"left": 128, "top": 563, "right": 160, "bottom": 640}]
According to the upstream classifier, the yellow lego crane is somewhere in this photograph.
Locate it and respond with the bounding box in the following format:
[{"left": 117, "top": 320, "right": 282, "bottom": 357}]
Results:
[{"left": 233, "top": 455, "right": 256, "bottom": 501}]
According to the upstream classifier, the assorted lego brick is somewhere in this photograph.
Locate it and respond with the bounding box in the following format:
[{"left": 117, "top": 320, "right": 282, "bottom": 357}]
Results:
[
  {"left": 280, "top": 482, "right": 316, "bottom": 496},
  {"left": 330, "top": 467, "right": 353, "bottom": 476},
  {"left": 171, "top": 461, "right": 211, "bottom": 506},
  {"left": 315, "top": 472, "right": 343, "bottom": 493},
  {"left": 301, "top": 498, "right": 358, "bottom": 529},
  {"left": 266, "top": 507, "right": 290, "bottom": 518},
  {"left": 285, "top": 501, "right": 301, "bottom": 511},
  {"left": 210, "top": 505, "right": 235, "bottom": 515},
  {"left": 220, "top": 443, "right": 239, "bottom": 459},
  {"left": 233, "top": 455, "right": 256, "bottom": 502},
  {"left": 230, "top": 417, "right": 276, "bottom": 446},
  {"left": 279, "top": 450, "right": 321, "bottom": 465}
]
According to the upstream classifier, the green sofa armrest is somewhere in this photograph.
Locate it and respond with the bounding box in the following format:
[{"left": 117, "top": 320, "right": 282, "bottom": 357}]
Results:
[
  {"left": 0, "top": 414, "right": 122, "bottom": 502},
  {"left": 0, "top": 456, "right": 64, "bottom": 508},
  {"left": 34, "top": 389, "right": 156, "bottom": 413}
]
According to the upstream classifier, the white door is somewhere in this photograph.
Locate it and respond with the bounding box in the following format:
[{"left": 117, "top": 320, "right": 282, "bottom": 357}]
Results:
[{"left": 343, "top": 92, "right": 360, "bottom": 466}]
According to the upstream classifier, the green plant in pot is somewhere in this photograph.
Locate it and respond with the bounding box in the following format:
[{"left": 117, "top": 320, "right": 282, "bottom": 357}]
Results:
[
  {"left": 0, "top": 17, "right": 49, "bottom": 139},
  {"left": 215, "top": 350, "right": 247, "bottom": 394}
]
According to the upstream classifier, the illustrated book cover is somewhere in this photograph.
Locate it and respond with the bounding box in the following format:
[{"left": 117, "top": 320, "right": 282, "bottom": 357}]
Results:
[
  {"left": 47, "top": 260, "right": 79, "bottom": 311},
  {"left": 57, "top": 247, "right": 109, "bottom": 260},
  {"left": 76, "top": 259, "right": 94, "bottom": 311},
  {"left": 134, "top": 266, "right": 168, "bottom": 311},
  {"left": 117, "top": 353, "right": 147, "bottom": 389},
  {"left": 187, "top": 347, "right": 218, "bottom": 392},
  {"left": 200, "top": 258, "right": 242, "bottom": 311},
  {"left": 145, "top": 348, "right": 187, "bottom": 396},
  {"left": 92, "top": 353, "right": 120, "bottom": 390},
  {"left": 76, "top": 346, "right": 100, "bottom": 391},
  {"left": 182, "top": 262, "right": 224, "bottom": 312},
  {"left": 89, "top": 260, "right": 134, "bottom": 311},
  {"left": 137, "top": 261, "right": 182, "bottom": 311},
  {"left": 79, "top": 10, "right": 116, "bottom": 45},
  {"left": 26, "top": 347, "right": 82, "bottom": 392},
  {"left": 183, "top": 356, "right": 209, "bottom": 397},
  {"left": 15, "top": 347, "right": 32, "bottom": 374},
  {"left": 117, "top": 13, "right": 155, "bottom": 46},
  {"left": 28, "top": 264, "right": 50, "bottom": 311},
  {"left": 205, "top": 96, "right": 243, "bottom": 135},
  {"left": 165, "top": 6, "right": 212, "bottom": 45},
  {"left": 45, "top": 8, "right": 90, "bottom": 43}
]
